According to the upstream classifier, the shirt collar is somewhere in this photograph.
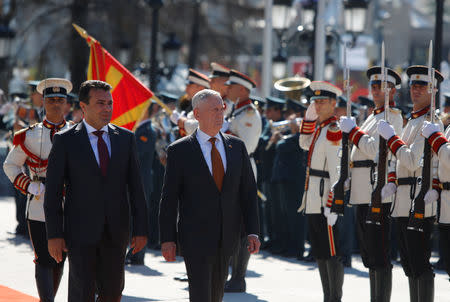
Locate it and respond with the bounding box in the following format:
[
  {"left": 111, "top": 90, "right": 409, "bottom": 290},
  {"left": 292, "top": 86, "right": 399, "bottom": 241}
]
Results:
[
  {"left": 43, "top": 119, "right": 66, "bottom": 130},
  {"left": 197, "top": 128, "right": 222, "bottom": 145},
  {"left": 83, "top": 119, "right": 109, "bottom": 134}
]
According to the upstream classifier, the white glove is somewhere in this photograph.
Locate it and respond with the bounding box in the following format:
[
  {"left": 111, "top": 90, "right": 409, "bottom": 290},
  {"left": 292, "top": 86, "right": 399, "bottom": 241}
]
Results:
[
  {"left": 305, "top": 103, "right": 318, "bottom": 121},
  {"left": 421, "top": 121, "right": 440, "bottom": 139},
  {"left": 28, "top": 182, "right": 45, "bottom": 196},
  {"left": 377, "top": 120, "right": 396, "bottom": 140},
  {"left": 424, "top": 189, "right": 439, "bottom": 205},
  {"left": 339, "top": 116, "right": 356, "bottom": 133},
  {"left": 324, "top": 207, "right": 338, "bottom": 227},
  {"left": 170, "top": 110, "right": 185, "bottom": 124},
  {"left": 381, "top": 182, "right": 397, "bottom": 200},
  {"left": 220, "top": 119, "right": 229, "bottom": 133}
]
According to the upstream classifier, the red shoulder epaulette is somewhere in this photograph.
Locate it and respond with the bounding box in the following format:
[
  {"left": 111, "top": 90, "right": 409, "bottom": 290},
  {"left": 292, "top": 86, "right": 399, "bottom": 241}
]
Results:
[
  {"left": 12, "top": 128, "right": 28, "bottom": 146},
  {"left": 326, "top": 123, "right": 342, "bottom": 142}
]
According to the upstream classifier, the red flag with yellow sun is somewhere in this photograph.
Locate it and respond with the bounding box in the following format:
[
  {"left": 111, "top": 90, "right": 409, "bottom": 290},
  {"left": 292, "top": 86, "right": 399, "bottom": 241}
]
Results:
[{"left": 73, "top": 23, "right": 170, "bottom": 130}]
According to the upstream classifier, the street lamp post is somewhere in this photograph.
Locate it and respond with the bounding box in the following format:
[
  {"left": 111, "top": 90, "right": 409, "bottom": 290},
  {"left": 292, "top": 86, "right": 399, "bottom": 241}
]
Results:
[
  {"left": 272, "top": 0, "right": 292, "bottom": 80},
  {"left": 146, "top": 0, "right": 163, "bottom": 92},
  {"left": 162, "top": 33, "right": 182, "bottom": 71},
  {"left": 272, "top": 50, "right": 287, "bottom": 79},
  {"left": 343, "top": 0, "right": 369, "bottom": 34},
  {"left": 0, "top": 24, "right": 15, "bottom": 93}
]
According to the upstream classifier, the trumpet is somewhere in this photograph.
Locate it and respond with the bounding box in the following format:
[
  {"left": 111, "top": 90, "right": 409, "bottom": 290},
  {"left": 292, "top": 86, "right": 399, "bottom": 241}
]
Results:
[
  {"left": 270, "top": 117, "right": 302, "bottom": 132},
  {"left": 265, "top": 117, "right": 302, "bottom": 150}
]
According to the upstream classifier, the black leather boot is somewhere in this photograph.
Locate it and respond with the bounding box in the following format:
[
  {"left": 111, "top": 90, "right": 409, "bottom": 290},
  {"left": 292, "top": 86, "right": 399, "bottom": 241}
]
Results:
[
  {"left": 317, "top": 259, "right": 330, "bottom": 302},
  {"left": 374, "top": 267, "right": 392, "bottom": 302},
  {"left": 326, "top": 257, "right": 344, "bottom": 302},
  {"left": 35, "top": 264, "right": 55, "bottom": 302},
  {"left": 417, "top": 272, "right": 434, "bottom": 302},
  {"left": 224, "top": 238, "right": 249, "bottom": 293},
  {"left": 408, "top": 277, "right": 418, "bottom": 302}
]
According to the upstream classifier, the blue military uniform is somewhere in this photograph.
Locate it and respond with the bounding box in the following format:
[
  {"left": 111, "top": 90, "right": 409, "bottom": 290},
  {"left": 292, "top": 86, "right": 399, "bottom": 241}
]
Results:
[
  {"left": 255, "top": 97, "right": 285, "bottom": 251},
  {"left": 272, "top": 131, "right": 307, "bottom": 257},
  {"left": 126, "top": 117, "right": 156, "bottom": 264}
]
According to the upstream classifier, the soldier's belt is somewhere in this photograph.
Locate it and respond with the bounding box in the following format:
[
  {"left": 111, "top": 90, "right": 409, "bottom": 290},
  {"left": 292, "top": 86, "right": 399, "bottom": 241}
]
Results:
[
  {"left": 439, "top": 182, "right": 450, "bottom": 190},
  {"left": 395, "top": 177, "right": 417, "bottom": 186},
  {"left": 308, "top": 169, "right": 330, "bottom": 178},
  {"left": 32, "top": 176, "right": 46, "bottom": 184},
  {"left": 350, "top": 160, "right": 377, "bottom": 168}
]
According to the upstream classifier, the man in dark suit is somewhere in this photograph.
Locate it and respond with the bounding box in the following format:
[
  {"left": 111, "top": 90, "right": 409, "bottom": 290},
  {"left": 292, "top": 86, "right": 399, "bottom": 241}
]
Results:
[
  {"left": 44, "top": 80, "right": 148, "bottom": 302},
  {"left": 159, "top": 89, "right": 260, "bottom": 302}
]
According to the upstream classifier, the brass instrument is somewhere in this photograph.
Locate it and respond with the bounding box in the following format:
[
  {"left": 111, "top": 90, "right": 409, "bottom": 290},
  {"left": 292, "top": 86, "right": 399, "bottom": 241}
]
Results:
[
  {"left": 270, "top": 117, "right": 302, "bottom": 132},
  {"left": 274, "top": 75, "right": 311, "bottom": 101}
]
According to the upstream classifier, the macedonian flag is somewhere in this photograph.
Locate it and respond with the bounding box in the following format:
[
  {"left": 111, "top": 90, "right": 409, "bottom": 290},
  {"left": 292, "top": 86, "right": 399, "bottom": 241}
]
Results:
[{"left": 73, "top": 23, "right": 170, "bottom": 130}]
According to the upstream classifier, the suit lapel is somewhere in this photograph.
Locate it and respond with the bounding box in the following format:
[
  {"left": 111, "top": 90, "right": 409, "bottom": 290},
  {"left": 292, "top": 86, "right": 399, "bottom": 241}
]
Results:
[
  {"left": 107, "top": 124, "right": 119, "bottom": 175},
  {"left": 189, "top": 131, "right": 220, "bottom": 192},
  {"left": 220, "top": 132, "right": 234, "bottom": 188},
  {"left": 74, "top": 122, "right": 102, "bottom": 176}
]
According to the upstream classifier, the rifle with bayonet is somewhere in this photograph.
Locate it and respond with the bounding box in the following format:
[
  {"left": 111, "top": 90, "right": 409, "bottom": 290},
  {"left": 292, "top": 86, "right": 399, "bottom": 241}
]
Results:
[
  {"left": 407, "top": 40, "right": 435, "bottom": 232},
  {"left": 367, "top": 42, "right": 389, "bottom": 225},
  {"left": 331, "top": 44, "right": 351, "bottom": 216}
]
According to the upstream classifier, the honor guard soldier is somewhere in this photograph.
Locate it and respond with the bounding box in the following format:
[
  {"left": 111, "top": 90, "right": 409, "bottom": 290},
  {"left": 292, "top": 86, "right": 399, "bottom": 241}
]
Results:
[
  {"left": 340, "top": 66, "right": 403, "bottom": 301},
  {"left": 377, "top": 66, "right": 444, "bottom": 302},
  {"left": 421, "top": 116, "right": 450, "bottom": 281},
  {"left": 171, "top": 68, "right": 210, "bottom": 136},
  {"left": 298, "top": 81, "right": 344, "bottom": 302},
  {"left": 209, "top": 62, "right": 233, "bottom": 114},
  {"left": 3, "top": 78, "right": 73, "bottom": 302},
  {"left": 223, "top": 69, "right": 262, "bottom": 292},
  {"left": 256, "top": 96, "right": 285, "bottom": 251}
]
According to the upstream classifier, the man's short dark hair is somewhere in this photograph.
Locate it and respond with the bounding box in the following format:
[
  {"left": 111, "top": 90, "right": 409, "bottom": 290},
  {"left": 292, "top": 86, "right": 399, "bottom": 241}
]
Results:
[{"left": 79, "top": 80, "right": 112, "bottom": 104}]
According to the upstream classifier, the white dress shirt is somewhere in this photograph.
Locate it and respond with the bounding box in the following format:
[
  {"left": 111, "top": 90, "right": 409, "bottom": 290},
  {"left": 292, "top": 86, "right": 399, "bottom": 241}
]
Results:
[
  {"left": 83, "top": 119, "right": 112, "bottom": 166},
  {"left": 196, "top": 128, "right": 227, "bottom": 174},
  {"left": 196, "top": 128, "right": 258, "bottom": 239}
]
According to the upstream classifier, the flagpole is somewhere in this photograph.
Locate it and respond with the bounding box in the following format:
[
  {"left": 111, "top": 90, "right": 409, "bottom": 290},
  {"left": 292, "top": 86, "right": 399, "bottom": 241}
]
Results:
[{"left": 71, "top": 23, "right": 173, "bottom": 120}]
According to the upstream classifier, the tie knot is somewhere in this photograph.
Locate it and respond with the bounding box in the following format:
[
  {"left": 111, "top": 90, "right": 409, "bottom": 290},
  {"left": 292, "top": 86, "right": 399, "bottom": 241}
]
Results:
[
  {"left": 208, "top": 137, "right": 216, "bottom": 145},
  {"left": 93, "top": 130, "right": 104, "bottom": 138}
]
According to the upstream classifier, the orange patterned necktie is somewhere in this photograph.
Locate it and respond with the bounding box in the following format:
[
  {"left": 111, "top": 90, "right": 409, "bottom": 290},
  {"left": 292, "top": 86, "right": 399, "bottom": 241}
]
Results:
[{"left": 209, "top": 137, "right": 224, "bottom": 191}]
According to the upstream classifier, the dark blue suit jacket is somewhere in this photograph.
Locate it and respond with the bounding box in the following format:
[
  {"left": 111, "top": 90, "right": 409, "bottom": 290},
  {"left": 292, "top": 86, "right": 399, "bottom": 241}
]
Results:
[
  {"left": 159, "top": 131, "right": 259, "bottom": 257},
  {"left": 44, "top": 122, "right": 148, "bottom": 248}
]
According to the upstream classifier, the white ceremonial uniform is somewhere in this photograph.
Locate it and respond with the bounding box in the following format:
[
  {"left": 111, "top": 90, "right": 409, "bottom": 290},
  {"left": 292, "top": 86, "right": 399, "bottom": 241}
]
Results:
[
  {"left": 299, "top": 116, "right": 342, "bottom": 214},
  {"left": 432, "top": 125, "right": 450, "bottom": 224},
  {"left": 228, "top": 99, "right": 262, "bottom": 179},
  {"left": 3, "top": 120, "right": 72, "bottom": 222},
  {"left": 389, "top": 107, "right": 443, "bottom": 218},
  {"left": 349, "top": 107, "right": 403, "bottom": 204}
]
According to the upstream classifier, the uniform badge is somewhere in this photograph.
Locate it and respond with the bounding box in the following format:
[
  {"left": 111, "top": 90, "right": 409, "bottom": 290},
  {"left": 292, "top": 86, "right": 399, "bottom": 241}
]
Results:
[
  {"left": 315, "top": 90, "right": 321, "bottom": 95},
  {"left": 140, "top": 136, "right": 148, "bottom": 142},
  {"left": 245, "top": 122, "right": 252, "bottom": 127},
  {"left": 374, "top": 75, "right": 378, "bottom": 80},
  {"left": 52, "top": 87, "right": 60, "bottom": 93}
]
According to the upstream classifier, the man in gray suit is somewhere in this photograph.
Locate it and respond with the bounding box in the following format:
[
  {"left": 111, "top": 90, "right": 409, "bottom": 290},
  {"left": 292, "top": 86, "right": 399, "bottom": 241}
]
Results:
[
  {"left": 159, "top": 89, "right": 260, "bottom": 302},
  {"left": 44, "top": 80, "right": 148, "bottom": 302}
]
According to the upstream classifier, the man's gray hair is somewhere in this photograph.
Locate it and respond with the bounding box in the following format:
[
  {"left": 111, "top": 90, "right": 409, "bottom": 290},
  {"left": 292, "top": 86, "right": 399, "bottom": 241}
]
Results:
[{"left": 192, "top": 89, "right": 222, "bottom": 109}]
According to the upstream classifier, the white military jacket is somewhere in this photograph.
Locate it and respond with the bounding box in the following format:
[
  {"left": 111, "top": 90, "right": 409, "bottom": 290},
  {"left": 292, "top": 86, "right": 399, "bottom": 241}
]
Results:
[
  {"left": 428, "top": 124, "right": 450, "bottom": 224},
  {"left": 3, "top": 119, "right": 72, "bottom": 222},
  {"left": 299, "top": 116, "right": 342, "bottom": 214},
  {"left": 388, "top": 106, "right": 442, "bottom": 218},
  {"left": 348, "top": 106, "right": 403, "bottom": 205}
]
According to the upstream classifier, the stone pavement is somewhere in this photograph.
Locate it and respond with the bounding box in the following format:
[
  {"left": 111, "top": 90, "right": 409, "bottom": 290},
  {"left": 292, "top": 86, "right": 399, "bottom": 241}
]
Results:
[{"left": 0, "top": 196, "right": 448, "bottom": 302}]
